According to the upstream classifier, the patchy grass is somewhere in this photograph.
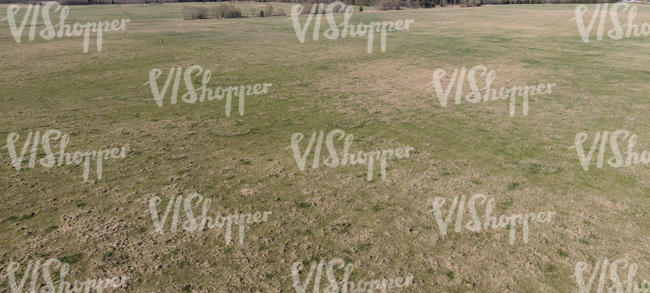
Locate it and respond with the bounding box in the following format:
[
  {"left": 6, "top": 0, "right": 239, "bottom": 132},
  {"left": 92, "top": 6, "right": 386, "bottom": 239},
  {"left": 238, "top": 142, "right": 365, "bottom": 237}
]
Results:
[{"left": 0, "top": 3, "right": 648, "bottom": 292}]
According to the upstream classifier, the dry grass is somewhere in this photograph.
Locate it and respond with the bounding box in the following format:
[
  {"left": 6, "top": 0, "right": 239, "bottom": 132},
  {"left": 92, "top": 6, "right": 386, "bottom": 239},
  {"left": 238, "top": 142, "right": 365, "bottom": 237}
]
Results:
[
  {"left": 0, "top": 3, "right": 648, "bottom": 292},
  {"left": 183, "top": 3, "right": 243, "bottom": 20}
]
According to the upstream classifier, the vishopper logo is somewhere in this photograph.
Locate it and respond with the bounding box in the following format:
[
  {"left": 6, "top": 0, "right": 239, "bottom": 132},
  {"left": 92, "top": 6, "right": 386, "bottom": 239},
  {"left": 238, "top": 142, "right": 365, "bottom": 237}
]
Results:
[
  {"left": 571, "top": 129, "right": 649, "bottom": 171},
  {"left": 291, "top": 258, "right": 414, "bottom": 293},
  {"left": 148, "top": 193, "right": 272, "bottom": 245},
  {"left": 573, "top": 3, "right": 650, "bottom": 43},
  {"left": 429, "top": 65, "right": 556, "bottom": 117},
  {"left": 1, "top": 258, "right": 128, "bottom": 293},
  {"left": 288, "top": 1, "right": 414, "bottom": 53},
  {"left": 144, "top": 65, "right": 272, "bottom": 117},
  {"left": 429, "top": 194, "right": 555, "bottom": 245},
  {"left": 2, "top": 130, "right": 129, "bottom": 182},
  {"left": 288, "top": 129, "right": 414, "bottom": 182},
  {"left": 2, "top": 3, "right": 129, "bottom": 53},
  {"left": 575, "top": 258, "right": 650, "bottom": 293}
]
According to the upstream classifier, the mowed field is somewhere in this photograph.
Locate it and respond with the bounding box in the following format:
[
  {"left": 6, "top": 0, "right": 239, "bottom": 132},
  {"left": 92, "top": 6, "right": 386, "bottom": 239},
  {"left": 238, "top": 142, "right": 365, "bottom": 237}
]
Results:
[{"left": 0, "top": 2, "right": 649, "bottom": 292}]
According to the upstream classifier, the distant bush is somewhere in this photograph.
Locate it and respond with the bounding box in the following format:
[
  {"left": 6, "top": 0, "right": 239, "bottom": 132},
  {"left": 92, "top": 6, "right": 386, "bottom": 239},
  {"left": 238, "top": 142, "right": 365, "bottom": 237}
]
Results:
[
  {"left": 376, "top": 0, "right": 400, "bottom": 10},
  {"left": 461, "top": 0, "right": 481, "bottom": 6},
  {"left": 183, "top": 4, "right": 242, "bottom": 20},
  {"left": 354, "top": 0, "right": 373, "bottom": 5},
  {"left": 10, "top": 0, "right": 618, "bottom": 6},
  {"left": 264, "top": 3, "right": 273, "bottom": 16},
  {"left": 183, "top": 6, "right": 208, "bottom": 20},
  {"left": 212, "top": 3, "right": 242, "bottom": 18},
  {"left": 57, "top": 0, "right": 92, "bottom": 4},
  {"left": 274, "top": 7, "right": 286, "bottom": 16},
  {"left": 402, "top": 0, "right": 420, "bottom": 8},
  {"left": 419, "top": 0, "right": 435, "bottom": 7},
  {"left": 299, "top": 2, "right": 327, "bottom": 14},
  {"left": 13, "top": 0, "right": 617, "bottom": 5}
]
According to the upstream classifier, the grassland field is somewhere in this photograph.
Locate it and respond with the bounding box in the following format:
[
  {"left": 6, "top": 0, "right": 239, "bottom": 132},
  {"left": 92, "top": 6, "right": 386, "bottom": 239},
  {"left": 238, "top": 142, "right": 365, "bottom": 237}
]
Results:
[{"left": 0, "top": 2, "right": 649, "bottom": 292}]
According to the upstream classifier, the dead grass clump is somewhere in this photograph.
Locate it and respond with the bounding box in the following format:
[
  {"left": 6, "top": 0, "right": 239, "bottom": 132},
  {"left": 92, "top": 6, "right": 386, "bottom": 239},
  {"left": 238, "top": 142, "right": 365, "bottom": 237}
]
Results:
[
  {"left": 300, "top": 2, "right": 327, "bottom": 14},
  {"left": 264, "top": 3, "right": 273, "bottom": 16},
  {"left": 183, "top": 4, "right": 242, "bottom": 20},
  {"left": 183, "top": 6, "right": 208, "bottom": 20},
  {"left": 211, "top": 3, "right": 242, "bottom": 19},
  {"left": 274, "top": 7, "right": 286, "bottom": 16}
]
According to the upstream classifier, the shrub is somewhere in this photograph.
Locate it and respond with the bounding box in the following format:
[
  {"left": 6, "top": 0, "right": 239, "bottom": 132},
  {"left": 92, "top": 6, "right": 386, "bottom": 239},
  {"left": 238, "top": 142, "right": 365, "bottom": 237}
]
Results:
[
  {"left": 462, "top": 0, "right": 481, "bottom": 6},
  {"left": 211, "top": 3, "right": 242, "bottom": 18},
  {"left": 274, "top": 7, "right": 286, "bottom": 16},
  {"left": 401, "top": 0, "right": 420, "bottom": 7},
  {"left": 260, "top": 9, "right": 264, "bottom": 16},
  {"left": 264, "top": 3, "right": 273, "bottom": 16},
  {"left": 376, "top": 0, "right": 400, "bottom": 10},
  {"left": 57, "top": 0, "right": 91, "bottom": 4},
  {"left": 408, "top": 0, "right": 421, "bottom": 7},
  {"left": 183, "top": 6, "right": 208, "bottom": 20},
  {"left": 184, "top": 4, "right": 241, "bottom": 20},
  {"left": 300, "top": 2, "right": 327, "bottom": 14},
  {"left": 419, "top": 0, "right": 435, "bottom": 7}
]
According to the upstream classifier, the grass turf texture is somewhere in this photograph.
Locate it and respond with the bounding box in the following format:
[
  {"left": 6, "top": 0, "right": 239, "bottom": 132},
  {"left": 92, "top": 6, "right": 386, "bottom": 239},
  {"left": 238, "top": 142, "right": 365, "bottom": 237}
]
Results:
[{"left": 0, "top": 3, "right": 649, "bottom": 292}]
